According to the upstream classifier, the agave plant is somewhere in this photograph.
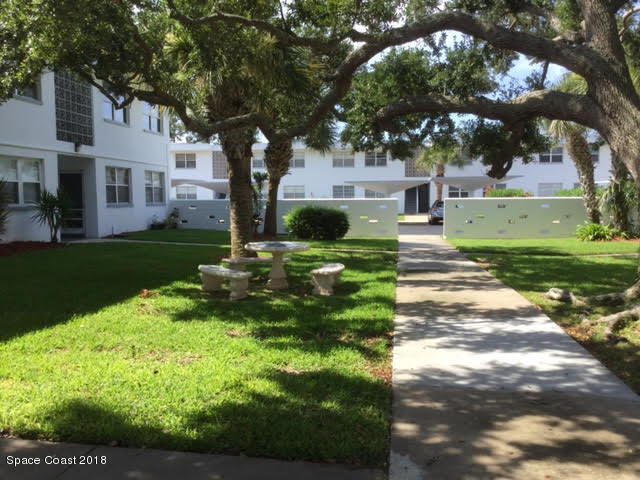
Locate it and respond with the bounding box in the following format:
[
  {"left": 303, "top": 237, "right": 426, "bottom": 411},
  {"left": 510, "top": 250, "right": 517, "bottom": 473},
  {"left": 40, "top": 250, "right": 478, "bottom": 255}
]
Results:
[
  {"left": 31, "top": 188, "right": 72, "bottom": 243},
  {"left": 0, "top": 179, "right": 10, "bottom": 240}
]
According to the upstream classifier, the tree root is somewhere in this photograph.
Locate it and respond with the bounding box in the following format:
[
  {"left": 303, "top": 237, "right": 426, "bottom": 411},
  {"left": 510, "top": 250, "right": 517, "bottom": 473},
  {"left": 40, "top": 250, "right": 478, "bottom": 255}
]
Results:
[
  {"left": 581, "top": 305, "right": 640, "bottom": 341},
  {"left": 545, "top": 279, "right": 640, "bottom": 307}
]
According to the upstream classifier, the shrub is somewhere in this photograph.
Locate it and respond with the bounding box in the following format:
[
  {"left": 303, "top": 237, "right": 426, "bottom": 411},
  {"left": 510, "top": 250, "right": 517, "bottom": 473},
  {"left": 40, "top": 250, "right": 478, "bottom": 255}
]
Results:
[
  {"left": 0, "top": 179, "right": 10, "bottom": 240},
  {"left": 554, "top": 187, "right": 583, "bottom": 197},
  {"left": 285, "top": 206, "right": 350, "bottom": 240},
  {"left": 575, "top": 222, "right": 626, "bottom": 241},
  {"left": 486, "top": 188, "right": 532, "bottom": 197},
  {"left": 31, "top": 188, "right": 72, "bottom": 243}
]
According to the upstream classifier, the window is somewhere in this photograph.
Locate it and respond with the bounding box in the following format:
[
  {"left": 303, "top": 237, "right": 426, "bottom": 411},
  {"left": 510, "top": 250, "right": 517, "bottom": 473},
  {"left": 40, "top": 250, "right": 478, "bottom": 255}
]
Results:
[
  {"left": 106, "top": 167, "right": 131, "bottom": 205},
  {"left": 145, "top": 171, "right": 165, "bottom": 204},
  {"left": 0, "top": 156, "right": 42, "bottom": 205},
  {"left": 175, "top": 153, "right": 196, "bottom": 169},
  {"left": 252, "top": 156, "right": 265, "bottom": 169},
  {"left": 538, "top": 182, "right": 563, "bottom": 196},
  {"left": 365, "top": 151, "right": 387, "bottom": 167},
  {"left": 494, "top": 183, "right": 507, "bottom": 190},
  {"left": 448, "top": 186, "right": 469, "bottom": 198},
  {"left": 55, "top": 71, "right": 94, "bottom": 146},
  {"left": 176, "top": 186, "right": 197, "bottom": 200},
  {"left": 591, "top": 146, "right": 599, "bottom": 163},
  {"left": 333, "top": 151, "right": 354, "bottom": 168},
  {"left": 103, "top": 95, "right": 129, "bottom": 124},
  {"left": 333, "top": 185, "right": 355, "bottom": 199},
  {"left": 365, "top": 189, "right": 385, "bottom": 198},
  {"left": 283, "top": 185, "right": 305, "bottom": 199},
  {"left": 539, "top": 147, "right": 563, "bottom": 163},
  {"left": 289, "top": 154, "right": 305, "bottom": 168},
  {"left": 143, "top": 102, "right": 162, "bottom": 133}
]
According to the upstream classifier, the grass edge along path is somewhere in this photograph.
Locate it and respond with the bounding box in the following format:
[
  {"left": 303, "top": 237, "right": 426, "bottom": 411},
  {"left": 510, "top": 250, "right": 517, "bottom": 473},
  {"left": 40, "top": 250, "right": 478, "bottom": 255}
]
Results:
[{"left": 0, "top": 241, "right": 397, "bottom": 467}]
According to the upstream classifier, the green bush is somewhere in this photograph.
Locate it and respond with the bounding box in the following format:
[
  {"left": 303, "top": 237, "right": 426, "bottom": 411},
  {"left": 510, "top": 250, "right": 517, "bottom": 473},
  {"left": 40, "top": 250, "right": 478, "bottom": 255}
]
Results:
[
  {"left": 575, "top": 222, "right": 626, "bottom": 241},
  {"left": 554, "top": 187, "right": 583, "bottom": 197},
  {"left": 486, "top": 188, "right": 532, "bottom": 197},
  {"left": 285, "top": 206, "right": 350, "bottom": 240}
]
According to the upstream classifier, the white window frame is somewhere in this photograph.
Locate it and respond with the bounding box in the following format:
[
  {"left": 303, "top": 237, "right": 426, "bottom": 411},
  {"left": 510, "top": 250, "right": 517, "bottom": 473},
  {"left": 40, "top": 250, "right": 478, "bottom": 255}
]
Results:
[
  {"left": 176, "top": 185, "right": 197, "bottom": 200},
  {"left": 283, "top": 185, "right": 305, "bottom": 199},
  {"left": 591, "top": 146, "right": 599, "bottom": 163},
  {"left": 333, "top": 185, "right": 355, "bottom": 199},
  {"left": 106, "top": 166, "right": 131, "bottom": 206},
  {"left": 364, "top": 189, "right": 385, "bottom": 198},
  {"left": 145, "top": 171, "right": 165, "bottom": 205},
  {"left": 103, "top": 95, "right": 129, "bottom": 125},
  {"left": 14, "top": 78, "right": 41, "bottom": 103},
  {"left": 538, "top": 182, "right": 563, "bottom": 196},
  {"left": 539, "top": 147, "right": 563, "bottom": 163},
  {"left": 364, "top": 151, "right": 387, "bottom": 167},
  {"left": 0, "top": 156, "right": 43, "bottom": 206},
  {"left": 289, "top": 154, "right": 305, "bottom": 168},
  {"left": 175, "top": 153, "right": 196, "bottom": 169},
  {"left": 332, "top": 151, "right": 354, "bottom": 168},
  {"left": 448, "top": 186, "right": 470, "bottom": 198},
  {"left": 143, "top": 102, "right": 162, "bottom": 134}
]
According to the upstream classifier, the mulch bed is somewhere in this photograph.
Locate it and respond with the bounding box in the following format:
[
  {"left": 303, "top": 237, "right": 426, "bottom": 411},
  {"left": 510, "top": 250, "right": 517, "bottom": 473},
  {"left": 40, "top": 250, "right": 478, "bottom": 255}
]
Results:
[{"left": 0, "top": 241, "right": 68, "bottom": 257}]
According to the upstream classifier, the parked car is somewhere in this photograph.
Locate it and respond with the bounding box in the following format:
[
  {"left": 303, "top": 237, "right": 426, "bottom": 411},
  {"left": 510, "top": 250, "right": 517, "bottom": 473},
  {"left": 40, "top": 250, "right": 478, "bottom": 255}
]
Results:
[{"left": 427, "top": 200, "right": 444, "bottom": 225}]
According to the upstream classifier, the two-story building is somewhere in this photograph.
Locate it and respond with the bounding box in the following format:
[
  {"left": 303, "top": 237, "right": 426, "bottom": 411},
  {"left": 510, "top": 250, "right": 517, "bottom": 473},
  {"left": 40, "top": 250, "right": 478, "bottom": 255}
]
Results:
[
  {"left": 0, "top": 71, "right": 170, "bottom": 241},
  {"left": 169, "top": 142, "right": 613, "bottom": 215}
]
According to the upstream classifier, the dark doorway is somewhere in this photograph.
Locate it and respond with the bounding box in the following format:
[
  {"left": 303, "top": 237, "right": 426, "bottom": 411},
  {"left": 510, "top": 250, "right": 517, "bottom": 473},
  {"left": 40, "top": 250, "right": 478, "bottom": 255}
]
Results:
[
  {"left": 59, "top": 172, "right": 84, "bottom": 236},
  {"left": 417, "top": 183, "right": 430, "bottom": 213},
  {"left": 404, "top": 187, "right": 417, "bottom": 214}
]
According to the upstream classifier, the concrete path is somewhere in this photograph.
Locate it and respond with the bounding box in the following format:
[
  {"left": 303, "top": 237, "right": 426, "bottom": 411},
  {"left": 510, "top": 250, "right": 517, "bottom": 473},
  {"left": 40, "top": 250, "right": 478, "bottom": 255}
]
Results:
[
  {"left": 390, "top": 225, "right": 640, "bottom": 480},
  {"left": 0, "top": 438, "right": 384, "bottom": 480}
]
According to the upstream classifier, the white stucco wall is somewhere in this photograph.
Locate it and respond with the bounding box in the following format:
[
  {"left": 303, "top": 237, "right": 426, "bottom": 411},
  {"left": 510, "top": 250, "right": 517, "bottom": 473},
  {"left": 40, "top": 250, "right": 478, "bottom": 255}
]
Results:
[{"left": 0, "top": 71, "right": 170, "bottom": 241}]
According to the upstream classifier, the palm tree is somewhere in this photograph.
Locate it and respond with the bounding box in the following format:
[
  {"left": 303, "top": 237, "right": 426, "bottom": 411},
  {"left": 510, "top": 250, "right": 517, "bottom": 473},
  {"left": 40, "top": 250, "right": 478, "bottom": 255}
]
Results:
[
  {"left": 417, "top": 142, "right": 469, "bottom": 201},
  {"left": 545, "top": 73, "right": 600, "bottom": 224}
]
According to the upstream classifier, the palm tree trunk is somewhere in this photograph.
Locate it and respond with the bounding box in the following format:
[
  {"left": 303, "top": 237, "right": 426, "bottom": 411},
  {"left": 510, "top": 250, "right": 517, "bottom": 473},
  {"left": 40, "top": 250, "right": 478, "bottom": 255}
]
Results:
[
  {"left": 566, "top": 131, "right": 600, "bottom": 224},
  {"left": 436, "top": 162, "right": 445, "bottom": 201},
  {"left": 609, "top": 155, "right": 630, "bottom": 233},
  {"left": 263, "top": 138, "right": 292, "bottom": 237},
  {"left": 220, "top": 128, "right": 255, "bottom": 258}
]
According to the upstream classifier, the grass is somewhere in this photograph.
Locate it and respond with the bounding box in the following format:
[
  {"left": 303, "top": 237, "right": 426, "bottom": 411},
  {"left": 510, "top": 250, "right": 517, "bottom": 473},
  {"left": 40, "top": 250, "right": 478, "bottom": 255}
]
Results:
[
  {"left": 452, "top": 238, "right": 640, "bottom": 394},
  {"left": 449, "top": 237, "right": 640, "bottom": 256},
  {"left": 124, "top": 228, "right": 398, "bottom": 251},
  {"left": 0, "top": 241, "right": 397, "bottom": 466}
]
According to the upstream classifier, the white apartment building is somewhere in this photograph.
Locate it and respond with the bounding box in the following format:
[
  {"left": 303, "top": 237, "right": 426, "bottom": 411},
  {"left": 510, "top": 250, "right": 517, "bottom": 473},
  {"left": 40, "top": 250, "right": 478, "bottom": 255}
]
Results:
[
  {"left": 0, "top": 71, "right": 170, "bottom": 241},
  {"left": 169, "top": 142, "right": 613, "bottom": 214}
]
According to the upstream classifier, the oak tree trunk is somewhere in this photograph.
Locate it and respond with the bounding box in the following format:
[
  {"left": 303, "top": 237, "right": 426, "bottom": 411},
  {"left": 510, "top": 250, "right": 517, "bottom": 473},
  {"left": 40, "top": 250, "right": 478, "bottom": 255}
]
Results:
[{"left": 220, "top": 128, "right": 256, "bottom": 258}]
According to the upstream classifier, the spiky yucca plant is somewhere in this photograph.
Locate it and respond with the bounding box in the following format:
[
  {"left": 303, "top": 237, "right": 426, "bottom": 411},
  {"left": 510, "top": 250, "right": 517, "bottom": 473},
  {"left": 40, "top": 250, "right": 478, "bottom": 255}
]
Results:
[
  {"left": 31, "top": 188, "right": 72, "bottom": 243},
  {"left": 0, "top": 179, "right": 10, "bottom": 240}
]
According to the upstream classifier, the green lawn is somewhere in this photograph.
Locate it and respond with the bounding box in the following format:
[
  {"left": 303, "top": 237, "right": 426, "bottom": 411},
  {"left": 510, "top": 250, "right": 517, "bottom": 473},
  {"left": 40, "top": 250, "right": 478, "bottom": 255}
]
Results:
[
  {"left": 449, "top": 237, "right": 640, "bottom": 256},
  {"left": 124, "top": 228, "right": 398, "bottom": 251},
  {"left": 453, "top": 239, "right": 640, "bottom": 394},
  {"left": 0, "top": 241, "right": 397, "bottom": 466}
]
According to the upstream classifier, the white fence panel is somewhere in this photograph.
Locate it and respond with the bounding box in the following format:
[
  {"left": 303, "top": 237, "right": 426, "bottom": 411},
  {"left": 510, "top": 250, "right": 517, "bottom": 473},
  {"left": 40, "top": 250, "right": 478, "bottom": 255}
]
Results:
[
  {"left": 277, "top": 199, "right": 398, "bottom": 238},
  {"left": 443, "top": 197, "right": 587, "bottom": 239},
  {"left": 169, "top": 198, "right": 398, "bottom": 238}
]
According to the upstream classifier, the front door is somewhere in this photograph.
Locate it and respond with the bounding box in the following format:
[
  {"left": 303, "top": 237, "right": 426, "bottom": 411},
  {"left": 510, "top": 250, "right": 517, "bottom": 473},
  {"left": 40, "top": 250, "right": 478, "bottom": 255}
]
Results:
[
  {"left": 417, "top": 183, "right": 430, "bottom": 213},
  {"left": 59, "top": 172, "right": 84, "bottom": 236}
]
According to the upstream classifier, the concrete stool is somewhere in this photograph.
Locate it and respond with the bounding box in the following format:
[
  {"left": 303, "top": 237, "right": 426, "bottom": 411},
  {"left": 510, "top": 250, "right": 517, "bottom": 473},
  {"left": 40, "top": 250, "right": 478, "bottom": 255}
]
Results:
[
  {"left": 198, "top": 264, "right": 252, "bottom": 300},
  {"left": 221, "top": 257, "right": 290, "bottom": 272},
  {"left": 311, "top": 263, "right": 345, "bottom": 296}
]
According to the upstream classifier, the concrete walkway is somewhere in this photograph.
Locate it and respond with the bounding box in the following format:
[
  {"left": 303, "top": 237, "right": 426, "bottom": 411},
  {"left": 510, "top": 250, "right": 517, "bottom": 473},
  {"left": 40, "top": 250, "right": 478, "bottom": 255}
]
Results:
[{"left": 390, "top": 225, "right": 640, "bottom": 479}]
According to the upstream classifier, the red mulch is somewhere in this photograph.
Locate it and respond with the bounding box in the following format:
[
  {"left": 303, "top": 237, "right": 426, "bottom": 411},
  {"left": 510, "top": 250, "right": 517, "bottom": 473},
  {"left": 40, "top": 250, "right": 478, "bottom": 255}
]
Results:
[{"left": 0, "top": 241, "right": 68, "bottom": 257}]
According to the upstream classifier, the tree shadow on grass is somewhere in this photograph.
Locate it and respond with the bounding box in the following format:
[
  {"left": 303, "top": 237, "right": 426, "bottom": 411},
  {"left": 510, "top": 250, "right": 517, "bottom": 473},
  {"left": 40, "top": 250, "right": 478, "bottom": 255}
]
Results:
[
  {"left": 0, "top": 243, "right": 228, "bottom": 343},
  {"left": 32, "top": 368, "right": 390, "bottom": 467}
]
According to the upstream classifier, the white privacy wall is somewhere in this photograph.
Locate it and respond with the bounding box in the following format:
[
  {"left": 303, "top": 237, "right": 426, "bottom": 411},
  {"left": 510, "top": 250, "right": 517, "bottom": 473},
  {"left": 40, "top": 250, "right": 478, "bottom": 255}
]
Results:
[
  {"left": 443, "top": 198, "right": 588, "bottom": 239},
  {"left": 170, "top": 198, "right": 398, "bottom": 238}
]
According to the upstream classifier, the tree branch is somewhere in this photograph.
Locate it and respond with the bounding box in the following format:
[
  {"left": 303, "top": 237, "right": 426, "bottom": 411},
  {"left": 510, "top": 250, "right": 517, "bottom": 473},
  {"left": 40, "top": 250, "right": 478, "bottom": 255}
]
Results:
[
  {"left": 374, "top": 90, "right": 601, "bottom": 132},
  {"left": 619, "top": 6, "right": 640, "bottom": 38}
]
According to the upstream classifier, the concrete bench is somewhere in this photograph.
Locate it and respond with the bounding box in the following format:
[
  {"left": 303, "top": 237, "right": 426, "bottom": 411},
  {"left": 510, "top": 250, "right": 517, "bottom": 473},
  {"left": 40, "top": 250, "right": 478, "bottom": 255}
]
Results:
[
  {"left": 311, "top": 263, "right": 345, "bottom": 296},
  {"left": 198, "top": 264, "right": 252, "bottom": 300},
  {"left": 221, "top": 256, "right": 290, "bottom": 271}
]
